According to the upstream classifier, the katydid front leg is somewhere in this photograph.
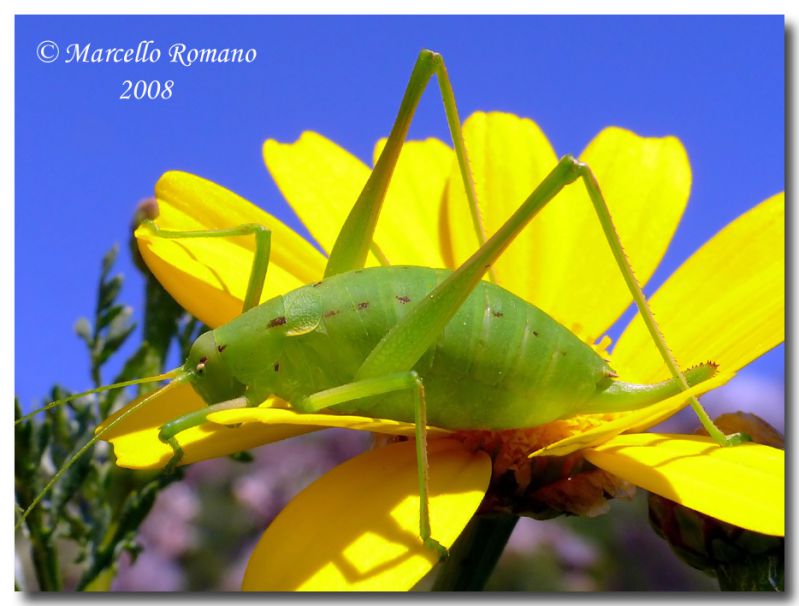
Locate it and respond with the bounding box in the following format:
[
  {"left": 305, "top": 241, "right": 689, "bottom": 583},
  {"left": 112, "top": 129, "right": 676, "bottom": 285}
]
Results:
[
  {"left": 142, "top": 221, "right": 274, "bottom": 467},
  {"left": 157, "top": 396, "right": 252, "bottom": 473},
  {"left": 141, "top": 220, "right": 272, "bottom": 314}
]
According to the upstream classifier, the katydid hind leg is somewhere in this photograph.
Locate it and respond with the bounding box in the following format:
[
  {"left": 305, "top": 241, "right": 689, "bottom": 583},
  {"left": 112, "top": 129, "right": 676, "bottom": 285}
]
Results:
[
  {"left": 142, "top": 220, "right": 271, "bottom": 313},
  {"left": 325, "top": 49, "right": 489, "bottom": 281},
  {"left": 301, "top": 371, "right": 447, "bottom": 559},
  {"left": 355, "top": 152, "right": 736, "bottom": 445},
  {"left": 571, "top": 161, "right": 741, "bottom": 446}
]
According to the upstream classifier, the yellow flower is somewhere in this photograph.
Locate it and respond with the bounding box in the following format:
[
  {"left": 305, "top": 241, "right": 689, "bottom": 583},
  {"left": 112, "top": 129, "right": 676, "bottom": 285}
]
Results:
[{"left": 101, "top": 112, "right": 784, "bottom": 591}]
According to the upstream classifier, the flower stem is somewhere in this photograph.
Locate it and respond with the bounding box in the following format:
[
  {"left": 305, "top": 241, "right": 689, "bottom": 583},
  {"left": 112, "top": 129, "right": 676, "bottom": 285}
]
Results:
[
  {"left": 431, "top": 514, "right": 518, "bottom": 591},
  {"left": 715, "top": 556, "right": 784, "bottom": 591},
  {"left": 28, "top": 531, "right": 62, "bottom": 591}
]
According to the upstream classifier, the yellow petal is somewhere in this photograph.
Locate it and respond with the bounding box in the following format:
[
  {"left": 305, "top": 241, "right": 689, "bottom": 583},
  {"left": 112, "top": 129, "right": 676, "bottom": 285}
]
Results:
[
  {"left": 98, "top": 383, "right": 318, "bottom": 470},
  {"left": 242, "top": 439, "right": 491, "bottom": 591},
  {"left": 443, "top": 116, "right": 689, "bottom": 343},
  {"left": 265, "top": 132, "right": 453, "bottom": 269},
  {"left": 263, "top": 132, "right": 371, "bottom": 256},
  {"left": 584, "top": 433, "right": 784, "bottom": 536},
  {"left": 137, "top": 171, "right": 326, "bottom": 328},
  {"left": 208, "top": 406, "right": 452, "bottom": 439},
  {"left": 530, "top": 371, "right": 734, "bottom": 458},
  {"left": 371, "top": 137, "right": 454, "bottom": 268},
  {"left": 613, "top": 193, "right": 785, "bottom": 382}
]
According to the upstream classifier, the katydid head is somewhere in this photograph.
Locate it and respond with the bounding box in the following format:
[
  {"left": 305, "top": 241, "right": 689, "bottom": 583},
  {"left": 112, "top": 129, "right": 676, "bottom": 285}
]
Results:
[{"left": 184, "top": 330, "right": 247, "bottom": 405}]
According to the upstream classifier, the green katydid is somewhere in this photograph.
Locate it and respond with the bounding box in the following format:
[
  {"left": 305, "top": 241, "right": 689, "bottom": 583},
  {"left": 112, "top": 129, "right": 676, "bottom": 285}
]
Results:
[{"left": 15, "top": 49, "right": 745, "bottom": 557}]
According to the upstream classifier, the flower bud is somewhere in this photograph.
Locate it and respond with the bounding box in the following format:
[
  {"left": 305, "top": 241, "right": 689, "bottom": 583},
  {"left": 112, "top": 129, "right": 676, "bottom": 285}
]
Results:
[
  {"left": 130, "top": 197, "right": 160, "bottom": 274},
  {"left": 647, "top": 412, "right": 784, "bottom": 590}
]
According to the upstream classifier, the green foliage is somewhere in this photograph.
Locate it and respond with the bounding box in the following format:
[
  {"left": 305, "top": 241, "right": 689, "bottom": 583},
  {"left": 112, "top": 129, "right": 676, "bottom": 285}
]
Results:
[{"left": 14, "top": 244, "right": 201, "bottom": 591}]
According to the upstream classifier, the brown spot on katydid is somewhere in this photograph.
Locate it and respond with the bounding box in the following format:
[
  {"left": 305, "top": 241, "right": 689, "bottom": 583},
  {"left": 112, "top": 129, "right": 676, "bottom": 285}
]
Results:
[
  {"left": 396, "top": 295, "right": 411, "bottom": 304},
  {"left": 357, "top": 302, "right": 369, "bottom": 310},
  {"left": 217, "top": 344, "right": 227, "bottom": 353},
  {"left": 491, "top": 310, "right": 504, "bottom": 317},
  {"left": 324, "top": 310, "right": 339, "bottom": 318},
  {"left": 267, "top": 316, "right": 287, "bottom": 328},
  {"left": 273, "top": 362, "right": 280, "bottom": 372}
]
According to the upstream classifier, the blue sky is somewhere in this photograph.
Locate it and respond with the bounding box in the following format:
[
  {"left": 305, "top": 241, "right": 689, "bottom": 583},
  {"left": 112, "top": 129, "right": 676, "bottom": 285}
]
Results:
[{"left": 15, "top": 15, "right": 784, "bottom": 425}]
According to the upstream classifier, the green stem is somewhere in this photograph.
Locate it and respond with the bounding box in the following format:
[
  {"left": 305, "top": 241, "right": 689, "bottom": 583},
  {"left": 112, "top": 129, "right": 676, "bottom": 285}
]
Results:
[
  {"left": 715, "top": 556, "right": 784, "bottom": 591},
  {"left": 28, "top": 530, "right": 62, "bottom": 591},
  {"left": 432, "top": 514, "right": 518, "bottom": 591},
  {"left": 16, "top": 466, "right": 62, "bottom": 590}
]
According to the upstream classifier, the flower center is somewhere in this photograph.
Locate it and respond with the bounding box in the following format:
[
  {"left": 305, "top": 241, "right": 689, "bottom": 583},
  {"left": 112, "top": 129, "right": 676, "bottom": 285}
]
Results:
[{"left": 450, "top": 419, "right": 635, "bottom": 520}]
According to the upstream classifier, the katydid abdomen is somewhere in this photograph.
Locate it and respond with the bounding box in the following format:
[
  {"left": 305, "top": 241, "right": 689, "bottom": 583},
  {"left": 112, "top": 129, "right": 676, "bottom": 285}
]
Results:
[{"left": 206, "top": 266, "right": 713, "bottom": 430}]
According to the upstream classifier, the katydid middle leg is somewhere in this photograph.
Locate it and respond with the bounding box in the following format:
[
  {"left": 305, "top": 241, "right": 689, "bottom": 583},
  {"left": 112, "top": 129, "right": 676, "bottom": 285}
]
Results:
[
  {"left": 313, "top": 50, "right": 495, "bottom": 559},
  {"left": 301, "top": 371, "right": 446, "bottom": 559}
]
